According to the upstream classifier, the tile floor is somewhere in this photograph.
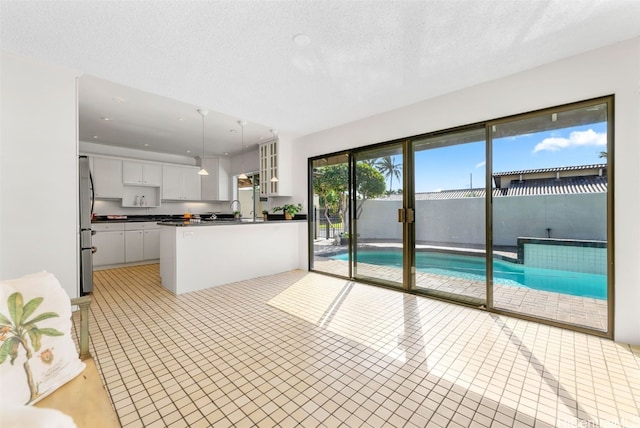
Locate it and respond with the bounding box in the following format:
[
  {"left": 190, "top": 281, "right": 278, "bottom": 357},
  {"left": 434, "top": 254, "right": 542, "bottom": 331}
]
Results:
[{"left": 85, "top": 264, "right": 639, "bottom": 427}]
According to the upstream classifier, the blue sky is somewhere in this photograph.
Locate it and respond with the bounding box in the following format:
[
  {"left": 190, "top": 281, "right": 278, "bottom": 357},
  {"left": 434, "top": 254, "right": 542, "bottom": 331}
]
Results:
[{"left": 407, "top": 122, "right": 608, "bottom": 193}]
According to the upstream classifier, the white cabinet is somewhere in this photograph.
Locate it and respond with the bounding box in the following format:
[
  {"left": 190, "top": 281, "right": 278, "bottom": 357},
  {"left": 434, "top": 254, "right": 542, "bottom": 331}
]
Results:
[
  {"left": 125, "top": 230, "right": 144, "bottom": 262},
  {"left": 200, "top": 157, "right": 231, "bottom": 201},
  {"left": 122, "top": 161, "right": 162, "bottom": 207},
  {"left": 92, "top": 157, "right": 123, "bottom": 199},
  {"left": 162, "top": 165, "right": 201, "bottom": 200},
  {"left": 259, "top": 140, "right": 291, "bottom": 196},
  {"left": 161, "top": 165, "right": 183, "bottom": 200},
  {"left": 123, "top": 161, "right": 162, "bottom": 186},
  {"left": 182, "top": 168, "right": 202, "bottom": 201},
  {"left": 92, "top": 223, "right": 125, "bottom": 266},
  {"left": 143, "top": 229, "right": 160, "bottom": 259},
  {"left": 125, "top": 222, "right": 160, "bottom": 261},
  {"left": 93, "top": 222, "right": 160, "bottom": 266}
]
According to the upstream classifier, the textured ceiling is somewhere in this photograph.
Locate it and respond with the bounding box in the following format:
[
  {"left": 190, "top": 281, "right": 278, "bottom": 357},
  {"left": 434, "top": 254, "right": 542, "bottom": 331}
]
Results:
[{"left": 2, "top": 0, "right": 639, "bottom": 157}]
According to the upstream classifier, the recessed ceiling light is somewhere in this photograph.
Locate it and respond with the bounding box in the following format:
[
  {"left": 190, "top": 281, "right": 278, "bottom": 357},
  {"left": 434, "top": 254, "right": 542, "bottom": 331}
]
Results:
[
  {"left": 224, "top": 152, "right": 229, "bottom": 156},
  {"left": 177, "top": 117, "right": 184, "bottom": 121},
  {"left": 101, "top": 117, "right": 112, "bottom": 121},
  {"left": 144, "top": 143, "right": 149, "bottom": 147},
  {"left": 186, "top": 150, "right": 191, "bottom": 153},
  {"left": 112, "top": 97, "right": 125, "bottom": 103},
  {"left": 293, "top": 33, "right": 311, "bottom": 46},
  {"left": 92, "top": 135, "right": 99, "bottom": 139}
]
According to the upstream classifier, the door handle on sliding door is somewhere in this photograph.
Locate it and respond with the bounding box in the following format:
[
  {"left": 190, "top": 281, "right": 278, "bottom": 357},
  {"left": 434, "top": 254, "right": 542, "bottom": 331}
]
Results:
[
  {"left": 398, "top": 208, "right": 414, "bottom": 223},
  {"left": 406, "top": 208, "right": 414, "bottom": 223}
]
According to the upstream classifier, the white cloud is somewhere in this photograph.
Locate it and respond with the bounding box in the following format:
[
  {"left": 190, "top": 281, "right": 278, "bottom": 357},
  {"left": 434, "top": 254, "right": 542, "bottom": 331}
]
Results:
[
  {"left": 475, "top": 161, "right": 486, "bottom": 168},
  {"left": 533, "top": 129, "right": 606, "bottom": 153}
]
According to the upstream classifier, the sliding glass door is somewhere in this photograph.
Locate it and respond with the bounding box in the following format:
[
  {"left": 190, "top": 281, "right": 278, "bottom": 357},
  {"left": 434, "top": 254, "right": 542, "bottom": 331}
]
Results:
[
  {"left": 353, "top": 145, "right": 404, "bottom": 287},
  {"left": 310, "top": 154, "right": 350, "bottom": 277},
  {"left": 309, "top": 96, "right": 612, "bottom": 336},
  {"left": 411, "top": 128, "right": 486, "bottom": 305},
  {"left": 489, "top": 100, "right": 611, "bottom": 332}
]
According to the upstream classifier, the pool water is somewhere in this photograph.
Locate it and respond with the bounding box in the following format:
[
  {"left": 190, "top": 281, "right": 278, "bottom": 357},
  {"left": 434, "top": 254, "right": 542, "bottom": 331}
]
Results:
[{"left": 331, "top": 250, "right": 607, "bottom": 300}]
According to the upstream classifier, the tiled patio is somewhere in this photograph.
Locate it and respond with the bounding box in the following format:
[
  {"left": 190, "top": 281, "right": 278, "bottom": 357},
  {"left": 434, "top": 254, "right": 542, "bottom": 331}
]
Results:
[
  {"left": 313, "top": 248, "right": 608, "bottom": 332},
  {"left": 81, "top": 264, "right": 638, "bottom": 427}
]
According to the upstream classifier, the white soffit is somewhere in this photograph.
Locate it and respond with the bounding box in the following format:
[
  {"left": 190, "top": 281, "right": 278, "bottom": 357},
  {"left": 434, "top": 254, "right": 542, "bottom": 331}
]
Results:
[{"left": 2, "top": 0, "right": 640, "bottom": 143}]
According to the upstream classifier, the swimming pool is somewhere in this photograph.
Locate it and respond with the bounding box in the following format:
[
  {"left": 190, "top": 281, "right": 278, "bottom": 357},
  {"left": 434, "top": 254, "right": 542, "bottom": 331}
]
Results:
[{"left": 331, "top": 250, "right": 607, "bottom": 300}]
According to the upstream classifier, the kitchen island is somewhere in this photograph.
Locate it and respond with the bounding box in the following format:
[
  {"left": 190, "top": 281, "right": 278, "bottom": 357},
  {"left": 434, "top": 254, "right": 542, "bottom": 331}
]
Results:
[{"left": 159, "top": 219, "right": 307, "bottom": 294}]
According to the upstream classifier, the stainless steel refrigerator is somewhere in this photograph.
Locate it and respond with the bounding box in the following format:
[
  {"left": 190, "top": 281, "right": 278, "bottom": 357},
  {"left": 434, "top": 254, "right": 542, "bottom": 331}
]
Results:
[{"left": 79, "top": 156, "right": 95, "bottom": 294}]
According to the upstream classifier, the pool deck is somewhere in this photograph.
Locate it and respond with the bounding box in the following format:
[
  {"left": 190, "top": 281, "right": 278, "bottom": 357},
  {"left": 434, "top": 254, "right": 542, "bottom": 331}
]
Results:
[{"left": 313, "top": 241, "right": 608, "bottom": 332}]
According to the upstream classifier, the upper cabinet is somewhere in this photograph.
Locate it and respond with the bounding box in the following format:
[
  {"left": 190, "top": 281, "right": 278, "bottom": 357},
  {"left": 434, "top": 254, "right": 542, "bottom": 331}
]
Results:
[
  {"left": 122, "top": 161, "right": 162, "bottom": 186},
  {"left": 259, "top": 140, "right": 291, "bottom": 197},
  {"left": 200, "top": 157, "right": 231, "bottom": 201},
  {"left": 162, "top": 165, "right": 201, "bottom": 201},
  {"left": 92, "top": 157, "right": 123, "bottom": 199},
  {"left": 89, "top": 155, "right": 204, "bottom": 204}
]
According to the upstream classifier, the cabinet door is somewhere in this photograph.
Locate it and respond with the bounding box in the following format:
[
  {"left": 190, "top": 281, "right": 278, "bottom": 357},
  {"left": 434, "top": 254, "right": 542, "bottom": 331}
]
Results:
[
  {"left": 122, "top": 161, "right": 143, "bottom": 184},
  {"left": 142, "top": 163, "right": 162, "bottom": 186},
  {"left": 268, "top": 141, "right": 279, "bottom": 195},
  {"left": 125, "top": 230, "right": 144, "bottom": 262},
  {"left": 162, "top": 165, "right": 183, "bottom": 200},
  {"left": 259, "top": 144, "right": 269, "bottom": 197},
  {"left": 93, "top": 157, "right": 123, "bottom": 198},
  {"left": 93, "top": 230, "right": 125, "bottom": 266},
  {"left": 200, "top": 158, "right": 220, "bottom": 201},
  {"left": 182, "top": 167, "right": 201, "bottom": 201},
  {"left": 200, "top": 158, "right": 231, "bottom": 201},
  {"left": 143, "top": 229, "right": 160, "bottom": 260},
  {"left": 217, "top": 158, "right": 231, "bottom": 201}
]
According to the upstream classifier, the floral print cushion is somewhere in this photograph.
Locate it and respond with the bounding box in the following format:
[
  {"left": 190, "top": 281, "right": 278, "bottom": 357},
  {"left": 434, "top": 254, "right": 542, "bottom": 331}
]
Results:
[{"left": 0, "top": 271, "right": 85, "bottom": 405}]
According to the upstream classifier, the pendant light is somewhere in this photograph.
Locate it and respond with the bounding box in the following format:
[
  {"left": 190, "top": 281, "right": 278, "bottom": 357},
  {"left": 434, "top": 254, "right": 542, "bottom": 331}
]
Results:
[
  {"left": 238, "top": 120, "right": 248, "bottom": 180},
  {"left": 269, "top": 129, "right": 279, "bottom": 182},
  {"left": 197, "top": 109, "right": 209, "bottom": 176}
]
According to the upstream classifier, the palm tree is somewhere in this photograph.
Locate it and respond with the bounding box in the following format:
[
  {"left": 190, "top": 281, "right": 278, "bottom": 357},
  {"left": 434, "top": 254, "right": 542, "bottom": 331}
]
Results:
[
  {"left": 375, "top": 156, "right": 402, "bottom": 193},
  {"left": 0, "top": 292, "right": 63, "bottom": 403}
]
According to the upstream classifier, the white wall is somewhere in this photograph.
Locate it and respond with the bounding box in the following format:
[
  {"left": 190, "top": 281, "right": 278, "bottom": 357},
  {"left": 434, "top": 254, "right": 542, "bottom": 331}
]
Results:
[
  {"left": 357, "top": 193, "right": 605, "bottom": 246},
  {"left": 1, "top": 52, "right": 80, "bottom": 298},
  {"left": 292, "top": 38, "right": 640, "bottom": 344}
]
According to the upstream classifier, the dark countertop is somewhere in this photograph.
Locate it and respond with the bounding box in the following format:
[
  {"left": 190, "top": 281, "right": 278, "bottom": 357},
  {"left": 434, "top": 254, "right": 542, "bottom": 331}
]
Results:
[
  {"left": 159, "top": 218, "right": 307, "bottom": 227},
  {"left": 93, "top": 213, "right": 307, "bottom": 223},
  {"left": 92, "top": 214, "right": 224, "bottom": 223}
]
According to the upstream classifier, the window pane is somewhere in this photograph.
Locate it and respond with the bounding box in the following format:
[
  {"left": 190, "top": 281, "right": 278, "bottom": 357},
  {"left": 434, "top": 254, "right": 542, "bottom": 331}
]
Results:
[
  {"left": 353, "top": 145, "right": 403, "bottom": 287},
  {"left": 412, "top": 128, "right": 486, "bottom": 305},
  {"left": 311, "top": 154, "right": 350, "bottom": 277},
  {"left": 491, "top": 102, "right": 609, "bottom": 331}
]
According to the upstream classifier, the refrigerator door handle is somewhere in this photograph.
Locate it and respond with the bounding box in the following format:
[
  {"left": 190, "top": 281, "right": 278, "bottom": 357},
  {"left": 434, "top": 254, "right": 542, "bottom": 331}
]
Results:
[{"left": 89, "top": 171, "right": 95, "bottom": 216}]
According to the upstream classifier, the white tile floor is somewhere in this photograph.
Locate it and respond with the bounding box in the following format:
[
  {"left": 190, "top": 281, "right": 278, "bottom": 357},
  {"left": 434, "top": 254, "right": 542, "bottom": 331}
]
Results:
[{"left": 87, "top": 264, "right": 640, "bottom": 427}]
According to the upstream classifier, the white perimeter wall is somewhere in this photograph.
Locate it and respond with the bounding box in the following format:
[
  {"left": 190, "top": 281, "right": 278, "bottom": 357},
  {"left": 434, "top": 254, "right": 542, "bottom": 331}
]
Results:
[
  {"left": 1, "top": 52, "right": 80, "bottom": 298},
  {"left": 291, "top": 38, "right": 640, "bottom": 344},
  {"left": 356, "top": 193, "right": 605, "bottom": 246}
]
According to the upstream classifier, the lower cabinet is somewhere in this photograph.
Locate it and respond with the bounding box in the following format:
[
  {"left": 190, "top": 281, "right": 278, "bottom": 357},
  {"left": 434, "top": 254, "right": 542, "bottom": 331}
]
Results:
[
  {"left": 125, "top": 230, "right": 144, "bottom": 262},
  {"left": 93, "top": 222, "right": 160, "bottom": 267},
  {"left": 93, "top": 224, "right": 126, "bottom": 266},
  {"left": 143, "top": 229, "right": 160, "bottom": 260}
]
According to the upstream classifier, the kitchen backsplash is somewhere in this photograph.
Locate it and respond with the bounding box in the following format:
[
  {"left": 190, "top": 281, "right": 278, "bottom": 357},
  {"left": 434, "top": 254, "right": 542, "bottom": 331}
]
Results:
[{"left": 94, "top": 200, "right": 228, "bottom": 216}]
